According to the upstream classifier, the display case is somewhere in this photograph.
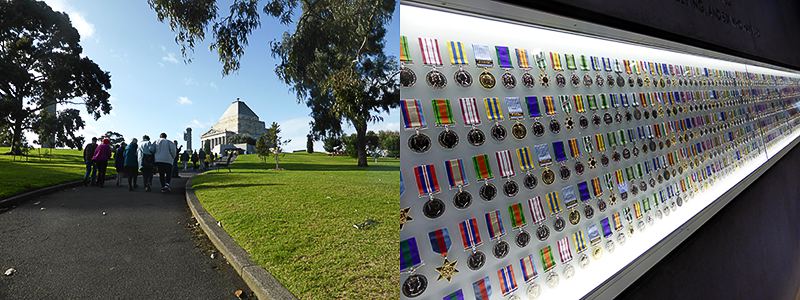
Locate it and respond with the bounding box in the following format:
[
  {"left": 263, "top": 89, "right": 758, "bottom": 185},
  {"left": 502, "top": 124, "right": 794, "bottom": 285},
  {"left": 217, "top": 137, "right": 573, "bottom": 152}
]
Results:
[{"left": 399, "top": 2, "right": 800, "bottom": 300}]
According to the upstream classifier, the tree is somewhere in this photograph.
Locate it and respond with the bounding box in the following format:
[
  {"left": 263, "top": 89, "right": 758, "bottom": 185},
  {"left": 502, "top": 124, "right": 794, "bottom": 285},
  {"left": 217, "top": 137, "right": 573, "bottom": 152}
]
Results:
[
  {"left": 228, "top": 133, "right": 256, "bottom": 145},
  {"left": 148, "top": 0, "right": 399, "bottom": 167},
  {"left": 104, "top": 131, "right": 124, "bottom": 145},
  {"left": 323, "top": 135, "right": 342, "bottom": 154},
  {"left": 258, "top": 122, "right": 291, "bottom": 169},
  {"left": 306, "top": 134, "right": 314, "bottom": 153},
  {"left": 378, "top": 130, "right": 399, "bottom": 158},
  {"left": 255, "top": 134, "right": 271, "bottom": 164},
  {"left": 1, "top": 0, "right": 112, "bottom": 155}
]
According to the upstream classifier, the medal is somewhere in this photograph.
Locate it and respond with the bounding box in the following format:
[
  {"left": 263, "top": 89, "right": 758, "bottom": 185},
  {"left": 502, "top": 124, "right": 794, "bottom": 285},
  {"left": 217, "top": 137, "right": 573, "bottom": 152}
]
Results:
[
  {"left": 572, "top": 230, "right": 590, "bottom": 267},
  {"left": 506, "top": 97, "right": 527, "bottom": 139},
  {"left": 445, "top": 159, "right": 471, "bottom": 209},
  {"left": 571, "top": 73, "right": 580, "bottom": 87},
  {"left": 484, "top": 97, "right": 506, "bottom": 141},
  {"left": 400, "top": 207, "right": 412, "bottom": 230},
  {"left": 535, "top": 143, "right": 555, "bottom": 185},
  {"left": 517, "top": 48, "right": 535, "bottom": 88},
  {"left": 402, "top": 99, "right": 431, "bottom": 154},
  {"left": 399, "top": 36, "right": 417, "bottom": 88},
  {"left": 545, "top": 191, "right": 565, "bottom": 231},
  {"left": 473, "top": 276, "right": 492, "bottom": 300},
  {"left": 459, "top": 218, "right": 485, "bottom": 270},
  {"left": 541, "top": 246, "right": 559, "bottom": 287},
  {"left": 516, "top": 146, "right": 537, "bottom": 190},
  {"left": 414, "top": 164, "right": 445, "bottom": 219},
  {"left": 472, "top": 44, "right": 496, "bottom": 89},
  {"left": 496, "top": 149, "right": 519, "bottom": 197},
  {"left": 521, "top": 255, "right": 540, "bottom": 291},
  {"left": 561, "top": 186, "right": 580, "bottom": 225},
  {"left": 446, "top": 40, "right": 473, "bottom": 88},
  {"left": 607, "top": 74, "right": 616, "bottom": 87},
  {"left": 485, "top": 210, "right": 509, "bottom": 258},
  {"left": 528, "top": 196, "right": 550, "bottom": 241},
  {"left": 557, "top": 236, "right": 575, "bottom": 278},
  {"left": 473, "top": 154, "right": 496, "bottom": 201},
  {"left": 400, "top": 237, "right": 426, "bottom": 297},
  {"left": 431, "top": 99, "right": 458, "bottom": 149},
  {"left": 555, "top": 73, "right": 566, "bottom": 87},
  {"left": 509, "top": 202, "right": 530, "bottom": 247},
  {"left": 498, "top": 264, "right": 519, "bottom": 297},
  {"left": 418, "top": 37, "right": 446, "bottom": 89},
  {"left": 496, "top": 46, "right": 516, "bottom": 89},
  {"left": 428, "top": 228, "right": 458, "bottom": 282}
]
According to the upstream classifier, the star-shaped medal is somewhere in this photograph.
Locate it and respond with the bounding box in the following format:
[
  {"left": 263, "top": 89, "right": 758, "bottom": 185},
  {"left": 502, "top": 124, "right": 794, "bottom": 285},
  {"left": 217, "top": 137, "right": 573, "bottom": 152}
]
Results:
[
  {"left": 400, "top": 207, "right": 412, "bottom": 230},
  {"left": 435, "top": 258, "right": 459, "bottom": 282}
]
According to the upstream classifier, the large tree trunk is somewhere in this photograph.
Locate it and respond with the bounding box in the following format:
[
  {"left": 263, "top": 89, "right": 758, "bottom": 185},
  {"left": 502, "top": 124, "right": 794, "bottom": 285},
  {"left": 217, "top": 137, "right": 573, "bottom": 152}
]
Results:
[
  {"left": 10, "top": 116, "right": 24, "bottom": 155},
  {"left": 355, "top": 120, "right": 368, "bottom": 167}
]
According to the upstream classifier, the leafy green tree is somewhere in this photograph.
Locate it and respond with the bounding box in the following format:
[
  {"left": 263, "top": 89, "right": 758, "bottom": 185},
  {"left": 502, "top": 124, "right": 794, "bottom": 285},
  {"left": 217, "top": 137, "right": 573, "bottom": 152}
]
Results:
[
  {"left": 322, "top": 135, "right": 342, "bottom": 154},
  {"left": 104, "top": 131, "right": 124, "bottom": 146},
  {"left": 306, "top": 134, "right": 314, "bottom": 153},
  {"left": 255, "top": 134, "right": 271, "bottom": 165},
  {"left": 228, "top": 133, "right": 256, "bottom": 145},
  {"left": 148, "top": 0, "right": 398, "bottom": 167},
  {"left": 378, "top": 130, "right": 399, "bottom": 158},
  {"left": 260, "top": 122, "right": 291, "bottom": 169},
  {"left": 1, "top": 0, "right": 112, "bottom": 154}
]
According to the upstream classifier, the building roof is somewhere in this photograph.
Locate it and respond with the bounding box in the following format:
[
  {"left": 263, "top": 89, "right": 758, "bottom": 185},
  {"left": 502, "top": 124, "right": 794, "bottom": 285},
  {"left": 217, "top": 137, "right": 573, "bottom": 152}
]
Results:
[{"left": 220, "top": 98, "right": 259, "bottom": 120}]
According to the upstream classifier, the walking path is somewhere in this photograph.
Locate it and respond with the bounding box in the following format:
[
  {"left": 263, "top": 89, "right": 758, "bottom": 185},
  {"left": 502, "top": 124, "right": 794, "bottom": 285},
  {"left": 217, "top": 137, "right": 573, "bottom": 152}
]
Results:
[{"left": 0, "top": 174, "right": 249, "bottom": 299}]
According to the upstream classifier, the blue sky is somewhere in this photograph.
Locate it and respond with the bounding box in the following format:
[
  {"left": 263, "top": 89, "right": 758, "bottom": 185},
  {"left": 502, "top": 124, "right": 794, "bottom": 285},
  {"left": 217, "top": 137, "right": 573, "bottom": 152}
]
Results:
[{"left": 39, "top": 0, "right": 399, "bottom": 152}]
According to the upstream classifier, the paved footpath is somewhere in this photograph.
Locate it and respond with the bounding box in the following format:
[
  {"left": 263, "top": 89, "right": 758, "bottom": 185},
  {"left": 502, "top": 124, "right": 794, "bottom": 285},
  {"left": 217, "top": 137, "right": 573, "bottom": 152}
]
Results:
[{"left": 0, "top": 174, "right": 250, "bottom": 299}]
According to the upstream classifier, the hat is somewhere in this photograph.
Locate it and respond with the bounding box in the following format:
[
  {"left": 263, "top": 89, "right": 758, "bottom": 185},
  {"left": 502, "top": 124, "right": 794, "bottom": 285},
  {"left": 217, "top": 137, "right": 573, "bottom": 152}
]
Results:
[{"left": 103, "top": 138, "right": 110, "bottom": 144}]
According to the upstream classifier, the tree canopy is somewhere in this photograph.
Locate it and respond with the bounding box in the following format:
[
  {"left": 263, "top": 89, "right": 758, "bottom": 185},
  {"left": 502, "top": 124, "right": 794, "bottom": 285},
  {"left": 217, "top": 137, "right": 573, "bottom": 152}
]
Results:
[{"left": 0, "top": 0, "right": 112, "bottom": 154}]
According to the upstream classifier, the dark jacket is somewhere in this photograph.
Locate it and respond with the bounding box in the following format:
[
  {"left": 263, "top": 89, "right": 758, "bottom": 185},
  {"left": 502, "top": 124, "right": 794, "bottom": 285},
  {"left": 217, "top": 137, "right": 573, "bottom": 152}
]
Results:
[
  {"left": 180, "top": 151, "right": 189, "bottom": 162},
  {"left": 114, "top": 145, "right": 126, "bottom": 170},
  {"left": 124, "top": 142, "right": 139, "bottom": 168},
  {"left": 83, "top": 143, "right": 97, "bottom": 162}
]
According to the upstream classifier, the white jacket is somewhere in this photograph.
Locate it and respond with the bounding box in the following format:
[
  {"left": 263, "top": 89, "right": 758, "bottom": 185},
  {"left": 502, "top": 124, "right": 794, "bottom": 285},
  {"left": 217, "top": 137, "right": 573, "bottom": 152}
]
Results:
[{"left": 154, "top": 138, "right": 177, "bottom": 164}]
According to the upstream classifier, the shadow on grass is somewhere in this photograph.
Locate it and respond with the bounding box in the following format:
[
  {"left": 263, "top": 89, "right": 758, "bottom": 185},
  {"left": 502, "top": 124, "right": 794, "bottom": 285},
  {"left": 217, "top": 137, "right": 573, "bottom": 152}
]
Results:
[
  {"left": 192, "top": 183, "right": 287, "bottom": 190},
  {"left": 230, "top": 161, "right": 399, "bottom": 172}
]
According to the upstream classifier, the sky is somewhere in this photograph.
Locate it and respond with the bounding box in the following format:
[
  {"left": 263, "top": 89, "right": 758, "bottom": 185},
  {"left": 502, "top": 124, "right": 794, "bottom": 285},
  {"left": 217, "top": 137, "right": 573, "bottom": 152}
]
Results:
[{"left": 37, "top": 0, "right": 400, "bottom": 152}]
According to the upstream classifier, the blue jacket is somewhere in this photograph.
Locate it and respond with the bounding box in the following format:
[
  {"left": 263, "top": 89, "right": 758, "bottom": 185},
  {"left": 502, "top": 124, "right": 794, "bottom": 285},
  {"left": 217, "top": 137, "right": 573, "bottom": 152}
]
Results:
[{"left": 124, "top": 142, "right": 139, "bottom": 168}]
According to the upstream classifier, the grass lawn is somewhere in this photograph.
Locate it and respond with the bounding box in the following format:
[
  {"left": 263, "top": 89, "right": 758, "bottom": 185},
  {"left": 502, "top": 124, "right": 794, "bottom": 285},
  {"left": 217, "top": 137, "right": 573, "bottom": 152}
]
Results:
[
  {"left": 191, "top": 152, "right": 399, "bottom": 299},
  {"left": 0, "top": 147, "right": 89, "bottom": 199}
]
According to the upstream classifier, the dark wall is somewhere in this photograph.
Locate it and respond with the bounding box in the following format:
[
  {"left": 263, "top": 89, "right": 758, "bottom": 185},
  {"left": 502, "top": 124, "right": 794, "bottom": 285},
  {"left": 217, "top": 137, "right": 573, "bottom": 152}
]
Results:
[
  {"left": 501, "top": 0, "right": 800, "bottom": 70},
  {"left": 618, "top": 143, "right": 800, "bottom": 300}
]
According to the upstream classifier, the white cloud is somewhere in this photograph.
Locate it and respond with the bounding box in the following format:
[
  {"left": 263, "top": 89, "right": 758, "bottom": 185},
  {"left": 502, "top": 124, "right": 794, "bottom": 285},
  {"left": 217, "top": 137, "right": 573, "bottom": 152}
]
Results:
[
  {"left": 44, "top": 0, "right": 95, "bottom": 39},
  {"left": 177, "top": 96, "right": 192, "bottom": 105},
  {"left": 186, "top": 119, "right": 210, "bottom": 129},
  {"left": 162, "top": 52, "right": 179, "bottom": 64},
  {"left": 183, "top": 77, "right": 198, "bottom": 86}
]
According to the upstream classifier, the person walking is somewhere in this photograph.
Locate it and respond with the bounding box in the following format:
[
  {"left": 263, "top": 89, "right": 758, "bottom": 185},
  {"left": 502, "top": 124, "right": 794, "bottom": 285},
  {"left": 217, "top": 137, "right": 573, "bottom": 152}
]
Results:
[
  {"left": 180, "top": 150, "right": 190, "bottom": 171},
  {"left": 154, "top": 133, "right": 177, "bottom": 192},
  {"left": 124, "top": 138, "right": 139, "bottom": 191},
  {"left": 198, "top": 149, "right": 206, "bottom": 171},
  {"left": 114, "top": 142, "right": 126, "bottom": 187},
  {"left": 138, "top": 135, "right": 156, "bottom": 192},
  {"left": 191, "top": 151, "right": 198, "bottom": 170},
  {"left": 82, "top": 137, "right": 98, "bottom": 186},
  {"left": 92, "top": 138, "right": 113, "bottom": 187}
]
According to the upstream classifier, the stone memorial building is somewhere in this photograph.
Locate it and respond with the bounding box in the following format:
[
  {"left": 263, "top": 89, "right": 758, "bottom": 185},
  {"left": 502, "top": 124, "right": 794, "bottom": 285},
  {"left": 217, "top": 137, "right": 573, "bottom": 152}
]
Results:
[{"left": 200, "top": 98, "right": 266, "bottom": 154}]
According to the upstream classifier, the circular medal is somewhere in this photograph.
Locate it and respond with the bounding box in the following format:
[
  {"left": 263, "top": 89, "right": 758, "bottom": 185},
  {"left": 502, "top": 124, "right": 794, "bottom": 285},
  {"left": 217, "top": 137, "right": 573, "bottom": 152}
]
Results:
[
  {"left": 426, "top": 69, "right": 447, "bottom": 89},
  {"left": 617, "top": 232, "right": 627, "bottom": 245},
  {"left": 634, "top": 109, "right": 642, "bottom": 120},
  {"left": 596, "top": 74, "right": 604, "bottom": 86},
  {"left": 622, "top": 148, "right": 631, "bottom": 160},
  {"left": 549, "top": 119, "right": 561, "bottom": 133},
  {"left": 527, "top": 283, "right": 542, "bottom": 299},
  {"left": 400, "top": 65, "right": 417, "bottom": 88},
  {"left": 503, "top": 180, "right": 519, "bottom": 197},
  {"left": 592, "top": 114, "right": 601, "bottom": 126},
  {"left": 479, "top": 70, "right": 496, "bottom": 89},
  {"left": 516, "top": 231, "right": 531, "bottom": 247},
  {"left": 579, "top": 115, "right": 589, "bottom": 129},
  {"left": 597, "top": 199, "right": 607, "bottom": 212},
  {"left": 569, "top": 210, "right": 581, "bottom": 225},
  {"left": 423, "top": 198, "right": 445, "bottom": 219},
  {"left": 565, "top": 117, "right": 574, "bottom": 131},
  {"left": 644, "top": 76, "right": 651, "bottom": 86},
  {"left": 542, "top": 168, "right": 555, "bottom": 185},
  {"left": 603, "top": 113, "right": 613, "bottom": 125},
  {"left": 512, "top": 123, "right": 527, "bottom": 139},
  {"left": 627, "top": 76, "right": 634, "bottom": 87},
  {"left": 676, "top": 196, "right": 684, "bottom": 207},
  {"left": 559, "top": 165, "right": 570, "bottom": 180},
  {"left": 402, "top": 274, "right": 428, "bottom": 298},
  {"left": 479, "top": 183, "right": 497, "bottom": 201},
  {"left": 555, "top": 73, "right": 566, "bottom": 87},
  {"left": 606, "top": 240, "right": 616, "bottom": 252},
  {"left": 493, "top": 240, "right": 509, "bottom": 258},
  {"left": 620, "top": 191, "right": 628, "bottom": 201},
  {"left": 636, "top": 77, "right": 643, "bottom": 87},
  {"left": 467, "top": 128, "right": 485, "bottom": 146},
  {"left": 553, "top": 216, "right": 566, "bottom": 232},
  {"left": 588, "top": 156, "right": 597, "bottom": 169},
  {"left": 491, "top": 124, "right": 507, "bottom": 141},
  {"left": 600, "top": 154, "right": 609, "bottom": 166},
  {"left": 649, "top": 140, "right": 656, "bottom": 152},
  {"left": 564, "top": 264, "right": 575, "bottom": 279},
  {"left": 532, "top": 121, "right": 545, "bottom": 137},
  {"left": 584, "top": 204, "right": 594, "bottom": 219},
  {"left": 583, "top": 74, "right": 593, "bottom": 86},
  {"left": 649, "top": 177, "right": 656, "bottom": 187},
  {"left": 523, "top": 173, "right": 538, "bottom": 189},
  {"left": 664, "top": 169, "right": 671, "bottom": 180},
  {"left": 571, "top": 73, "right": 580, "bottom": 87},
  {"left": 438, "top": 129, "right": 458, "bottom": 149},
  {"left": 522, "top": 72, "right": 535, "bottom": 88},
  {"left": 454, "top": 68, "right": 473, "bottom": 87},
  {"left": 607, "top": 74, "right": 615, "bottom": 87},
  {"left": 467, "top": 251, "right": 486, "bottom": 270},
  {"left": 575, "top": 161, "right": 585, "bottom": 175},
  {"left": 616, "top": 74, "right": 625, "bottom": 87},
  {"left": 453, "top": 190, "right": 472, "bottom": 209},
  {"left": 592, "top": 247, "right": 603, "bottom": 260},
  {"left": 644, "top": 110, "right": 650, "bottom": 119},
  {"left": 639, "top": 181, "right": 648, "bottom": 192},
  {"left": 408, "top": 133, "right": 431, "bottom": 154},
  {"left": 641, "top": 143, "right": 648, "bottom": 154},
  {"left": 502, "top": 71, "right": 517, "bottom": 89},
  {"left": 579, "top": 254, "right": 590, "bottom": 268},
  {"left": 536, "top": 224, "right": 550, "bottom": 241},
  {"left": 540, "top": 73, "right": 550, "bottom": 87}
]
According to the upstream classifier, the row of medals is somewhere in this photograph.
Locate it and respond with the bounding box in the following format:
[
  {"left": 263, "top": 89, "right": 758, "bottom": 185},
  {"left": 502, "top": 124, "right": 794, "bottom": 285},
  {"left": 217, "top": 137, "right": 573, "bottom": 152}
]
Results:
[
  {"left": 402, "top": 100, "right": 758, "bottom": 298},
  {"left": 400, "top": 64, "right": 740, "bottom": 90}
]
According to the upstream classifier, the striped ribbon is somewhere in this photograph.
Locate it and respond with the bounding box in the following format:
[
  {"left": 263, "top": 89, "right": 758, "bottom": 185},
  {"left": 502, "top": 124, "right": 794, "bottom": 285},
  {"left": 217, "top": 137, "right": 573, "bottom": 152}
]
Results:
[
  {"left": 472, "top": 44, "right": 493, "bottom": 68},
  {"left": 642, "top": 198, "right": 651, "bottom": 212},
  {"left": 562, "top": 186, "right": 578, "bottom": 209},
  {"left": 400, "top": 237, "right": 422, "bottom": 271},
  {"left": 633, "top": 202, "right": 642, "bottom": 219},
  {"left": 623, "top": 207, "right": 633, "bottom": 223},
  {"left": 414, "top": 164, "right": 440, "bottom": 197},
  {"left": 613, "top": 212, "right": 623, "bottom": 230},
  {"left": 444, "top": 159, "right": 468, "bottom": 188},
  {"left": 418, "top": 37, "right": 443, "bottom": 66},
  {"left": 591, "top": 56, "right": 601, "bottom": 71},
  {"left": 400, "top": 36, "right": 412, "bottom": 63},
  {"left": 573, "top": 95, "right": 586, "bottom": 113},
  {"left": 623, "top": 60, "right": 632, "bottom": 74},
  {"left": 600, "top": 94, "right": 609, "bottom": 109},
  {"left": 472, "top": 154, "right": 493, "bottom": 181},
  {"left": 509, "top": 202, "right": 527, "bottom": 228},
  {"left": 588, "top": 224, "right": 602, "bottom": 245},
  {"left": 543, "top": 96, "right": 557, "bottom": 115},
  {"left": 583, "top": 136, "right": 593, "bottom": 154},
  {"left": 516, "top": 147, "right": 535, "bottom": 172},
  {"left": 443, "top": 289, "right": 464, "bottom": 300},
  {"left": 485, "top": 210, "right": 505, "bottom": 240},
  {"left": 528, "top": 196, "right": 547, "bottom": 224},
  {"left": 558, "top": 236, "right": 573, "bottom": 263},
  {"left": 602, "top": 57, "right": 612, "bottom": 71},
  {"left": 568, "top": 138, "right": 581, "bottom": 158},
  {"left": 459, "top": 218, "right": 483, "bottom": 249},
  {"left": 495, "top": 46, "right": 513, "bottom": 69},
  {"left": 484, "top": 97, "right": 504, "bottom": 121},
  {"left": 496, "top": 150, "right": 516, "bottom": 178},
  {"left": 525, "top": 96, "right": 542, "bottom": 118},
  {"left": 579, "top": 55, "right": 589, "bottom": 71},
  {"left": 592, "top": 177, "right": 603, "bottom": 197},
  {"left": 497, "top": 264, "right": 517, "bottom": 296},
  {"left": 535, "top": 51, "right": 548, "bottom": 70},
  {"left": 559, "top": 95, "right": 572, "bottom": 114},
  {"left": 550, "top": 52, "right": 563, "bottom": 70},
  {"left": 448, "top": 41, "right": 468, "bottom": 65},
  {"left": 432, "top": 99, "right": 454, "bottom": 126},
  {"left": 401, "top": 99, "right": 426, "bottom": 129},
  {"left": 601, "top": 217, "right": 613, "bottom": 238},
  {"left": 428, "top": 228, "right": 452, "bottom": 257},
  {"left": 595, "top": 134, "right": 606, "bottom": 152},
  {"left": 565, "top": 53, "right": 577, "bottom": 70},
  {"left": 546, "top": 191, "right": 562, "bottom": 215},
  {"left": 516, "top": 48, "right": 530, "bottom": 69},
  {"left": 505, "top": 97, "right": 524, "bottom": 120},
  {"left": 587, "top": 95, "right": 598, "bottom": 110},
  {"left": 606, "top": 132, "right": 617, "bottom": 148},
  {"left": 615, "top": 169, "right": 624, "bottom": 185},
  {"left": 605, "top": 173, "right": 614, "bottom": 191},
  {"left": 541, "top": 246, "right": 556, "bottom": 272},
  {"left": 473, "top": 276, "right": 492, "bottom": 300},
  {"left": 520, "top": 255, "right": 539, "bottom": 282},
  {"left": 573, "top": 230, "right": 588, "bottom": 253},
  {"left": 614, "top": 59, "right": 622, "bottom": 73}
]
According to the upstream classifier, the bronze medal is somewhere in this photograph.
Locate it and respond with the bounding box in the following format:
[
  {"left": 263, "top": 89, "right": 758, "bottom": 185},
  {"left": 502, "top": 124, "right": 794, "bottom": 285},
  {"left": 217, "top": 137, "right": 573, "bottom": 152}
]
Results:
[
  {"left": 634, "top": 109, "right": 642, "bottom": 120},
  {"left": 493, "top": 240, "right": 510, "bottom": 258},
  {"left": 569, "top": 210, "right": 581, "bottom": 225},
  {"left": 522, "top": 72, "right": 535, "bottom": 88},
  {"left": 523, "top": 173, "right": 538, "bottom": 189},
  {"left": 503, "top": 180, "right": 519, "bottom": 197},
  {"left": 402, "top": 274, "right": 428, "bottom": 298},
  {"left": 453, "top": 190, "right": 472, "bottom": 209},
  {"left": 479, "top": 183, "right": 497, "bottom": 201},
  {"left": 479, "top": 70, "right": 496, "bottom": 89},
  {"left": 622, "top": 148, "right": 631, "bottom": 160},
  {"left": 467, "top": 128, "right": 485, "bottom": 146},
  {"left": 467, "top": 251, "right": 486, "bottom": 270},
  {"left": 536, "top": 224, "right": 550, "bottom": 241},
  {"left": 426, "top": 69, "right": 447, "bottom": 89},
  {"left": 542, "top": 168, "right": 555, "bottom": 185},
  {"left": 512, "top": 122, "right": 527, "bottom": 139},
  {"left": 502, "top": 71, "right": 517, "bottom": 89},
  {"left": 532, "top": 121, "right": 545, "bottom": 137},
  {"left": 408, "top": 132, "right": 431, "bottom": 154},
  {"left": 438, "top": 129, "right": 458, "bottom": 149},
  {"left": 649, "top": 140, "right": 656, "bottom": 152},
  {"left": 491, "top": 123, "right": 507, "bottom": 141},
  {"left": 454, "top": 68, "right": 473, "bottom": 87},
  {"left": 400, "top": 65, "right": 417, "bottom": 88},
  {"left": 422, "top": 198, "right": 445, "bottom": 219}
]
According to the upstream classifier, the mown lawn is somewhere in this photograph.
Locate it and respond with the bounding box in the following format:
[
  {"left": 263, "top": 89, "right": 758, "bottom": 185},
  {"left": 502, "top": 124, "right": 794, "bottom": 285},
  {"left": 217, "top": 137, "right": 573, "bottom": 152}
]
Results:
[
  {"left": 191, "top": 153, "right": 399, "bottom": 299},
  {"left": 0, "top": 147, "right": 88, "bottom": 199}
]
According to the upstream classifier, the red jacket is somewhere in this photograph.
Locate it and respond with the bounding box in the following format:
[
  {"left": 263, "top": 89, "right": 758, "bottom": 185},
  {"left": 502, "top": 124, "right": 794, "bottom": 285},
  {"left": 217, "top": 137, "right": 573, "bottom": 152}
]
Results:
[{"left": 92, "top": 143, "right": 112, "bottom": 161}]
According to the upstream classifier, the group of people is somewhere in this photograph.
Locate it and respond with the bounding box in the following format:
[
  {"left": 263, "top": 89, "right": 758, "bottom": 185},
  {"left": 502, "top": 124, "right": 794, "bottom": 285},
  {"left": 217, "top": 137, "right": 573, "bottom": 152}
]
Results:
[
  {"left": 180, "top": 149, "right": 216, "bottom": 171},
  {"left": 82, "top": 133, "right": 179, "bottom": 193}
]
